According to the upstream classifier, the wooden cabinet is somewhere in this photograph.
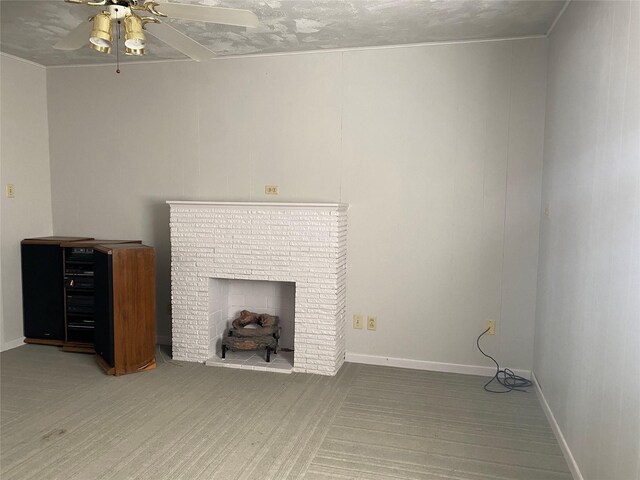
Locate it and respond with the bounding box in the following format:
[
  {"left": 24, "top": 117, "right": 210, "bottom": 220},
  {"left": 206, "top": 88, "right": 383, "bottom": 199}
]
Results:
[
  {"left": 94, "top": 244, "right": 156, "bottom": 375},
  {"left": 20, "top": 237, "right": 153, "bottom": 364}
]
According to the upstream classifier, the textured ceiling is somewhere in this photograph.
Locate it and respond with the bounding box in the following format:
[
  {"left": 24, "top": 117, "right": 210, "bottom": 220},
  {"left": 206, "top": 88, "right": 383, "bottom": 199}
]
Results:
[{"left": 0, "top": 0, "right": 566, "bottom": 67}]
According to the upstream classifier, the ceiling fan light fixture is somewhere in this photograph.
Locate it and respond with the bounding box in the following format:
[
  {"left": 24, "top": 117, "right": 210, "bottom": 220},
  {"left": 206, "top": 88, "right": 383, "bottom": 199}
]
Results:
[
  {"left": 89, "top": 12, "right": 112, "bottom": 54},
  {"left": 125, "top": 46, "right": 145, "bottom": 56},
  {"left": 90, "top": 43, "right": 111, "bottom": 54},
  {"left": 124, "top": 14, "right": 146, "bottom": 50},
  {"left": 58, "top": 1, "right": 259, "bottom": 62}
]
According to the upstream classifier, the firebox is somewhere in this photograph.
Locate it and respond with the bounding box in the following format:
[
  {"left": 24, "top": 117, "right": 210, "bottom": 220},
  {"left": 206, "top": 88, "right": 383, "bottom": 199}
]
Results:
[{"left": 207, "top": 278, "right": 295, "bottom": 371}]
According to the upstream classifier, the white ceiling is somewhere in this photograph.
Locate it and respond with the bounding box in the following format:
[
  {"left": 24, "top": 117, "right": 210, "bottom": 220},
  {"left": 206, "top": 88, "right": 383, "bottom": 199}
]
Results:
[{"left": 0, "top": 0, "right": 566, "bottom": 67}]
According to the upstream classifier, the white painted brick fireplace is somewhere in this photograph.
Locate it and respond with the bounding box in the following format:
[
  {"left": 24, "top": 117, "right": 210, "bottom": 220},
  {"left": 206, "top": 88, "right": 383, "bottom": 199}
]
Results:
[{"left": 167, "top": 201, "right": 348, "bottom": 375}]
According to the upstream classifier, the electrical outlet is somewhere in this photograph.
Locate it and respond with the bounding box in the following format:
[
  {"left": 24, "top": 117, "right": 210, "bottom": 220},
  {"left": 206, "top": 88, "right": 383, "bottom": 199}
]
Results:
[
  {"left": 265, "top": 185, "right": 279, "bottom": 195},
  {"left": 367, "top": 315, "right": 377, "bottom": 331},
  {"left": 6, "top": 184, "right": 15, "bottom": 198},
  {"left": 353, "top": 314, "right": 363, "bottom": 329},
  {"left": 486, "top": 320, "right": 496, "bottom": 335}
]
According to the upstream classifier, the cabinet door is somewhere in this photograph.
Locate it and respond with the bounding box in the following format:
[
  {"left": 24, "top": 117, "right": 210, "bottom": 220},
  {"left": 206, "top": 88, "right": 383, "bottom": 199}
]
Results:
[
  {"left": 21, "top": 244, "right": 66, "bottom": 341},
  {"left": 94, "top": 250, "right": 114, "bottom": 366}
]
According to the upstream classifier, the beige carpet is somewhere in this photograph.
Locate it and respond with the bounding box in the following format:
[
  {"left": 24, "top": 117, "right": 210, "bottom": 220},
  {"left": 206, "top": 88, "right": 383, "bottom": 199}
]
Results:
[{"left": 1, "top": 344, "right": 571, "bottom": 479}]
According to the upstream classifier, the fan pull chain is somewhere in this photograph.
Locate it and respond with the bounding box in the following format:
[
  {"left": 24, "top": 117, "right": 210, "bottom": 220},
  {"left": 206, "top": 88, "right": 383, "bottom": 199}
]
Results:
[{"left": 115, "top": 9, "right": 121, "bottom": 74}]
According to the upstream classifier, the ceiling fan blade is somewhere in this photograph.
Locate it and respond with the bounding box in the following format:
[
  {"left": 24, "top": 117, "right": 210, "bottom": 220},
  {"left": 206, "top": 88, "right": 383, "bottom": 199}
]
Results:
[
  {"left": 53, "top": 20, "right": 92, "bottom": 50},
  {"left": 153, "top": 3, "right": 259, "bottom": 28},
  {"left": 146, "top": 22, "right": 216, "bottom": 62}
]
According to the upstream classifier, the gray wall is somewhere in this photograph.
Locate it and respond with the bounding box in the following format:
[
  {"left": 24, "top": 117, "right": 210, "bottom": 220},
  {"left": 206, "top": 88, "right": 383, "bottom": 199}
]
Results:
[
  {"left": 535, "top": 1, "right": 640, "bottom": 479},
  {"left": 0, "top": 54, "right": 54, "bottom": 351},
  {"left": 46, "top": 38, "right": 547, "bottom": 371}
]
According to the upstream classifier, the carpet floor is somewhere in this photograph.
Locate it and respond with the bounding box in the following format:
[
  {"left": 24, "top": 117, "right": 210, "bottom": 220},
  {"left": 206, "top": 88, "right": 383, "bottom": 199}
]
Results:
[{"left": 1, "top": 344, "right": 571, "bottom": 479}]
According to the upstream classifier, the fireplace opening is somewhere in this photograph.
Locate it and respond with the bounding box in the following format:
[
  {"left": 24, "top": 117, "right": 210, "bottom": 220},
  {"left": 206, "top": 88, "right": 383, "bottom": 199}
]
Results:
[{"left": 207, "top": 278, "right": 295, "bottom": 372}]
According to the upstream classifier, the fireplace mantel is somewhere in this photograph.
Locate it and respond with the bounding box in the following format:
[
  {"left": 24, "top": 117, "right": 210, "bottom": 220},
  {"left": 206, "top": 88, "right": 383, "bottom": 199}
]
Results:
[
  {"left": 167, "top": 201, "right": 348, "bottom": 375},
  {"left": 167, "top": 201, "right": 346, "bottom": 208}
]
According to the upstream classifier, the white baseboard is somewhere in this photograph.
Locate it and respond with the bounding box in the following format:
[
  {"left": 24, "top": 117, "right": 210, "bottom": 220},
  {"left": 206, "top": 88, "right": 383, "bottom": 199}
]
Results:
[
  {"left": 532, "top": 372, "right": 583, "bottom": 480},
  {"left": 1, "top": 337, "right": 25, "bottom": 352},
  {"left": 345, "top": 352, "right": 531, "bottom": 379},
  {"left": 156, "top": 335, "right": 172, "bottom": 346}
]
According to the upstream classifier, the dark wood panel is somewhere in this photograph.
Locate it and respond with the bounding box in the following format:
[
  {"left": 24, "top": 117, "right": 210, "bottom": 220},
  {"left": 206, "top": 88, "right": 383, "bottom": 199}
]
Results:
[
  {"left": 95, "top": 244, "right": 156, "bottom": 376},
  {"left": 61, "top": 343, "right": 95, "bottom": 354},
  {"left": 24, "top": 338, "right": 65, "bottom": 346},
  {"left": 21, "top": 237, "right": 93, "bottom": 245},
  {"left": 60, "top": 239, "right": 142, "bottom": 248}
]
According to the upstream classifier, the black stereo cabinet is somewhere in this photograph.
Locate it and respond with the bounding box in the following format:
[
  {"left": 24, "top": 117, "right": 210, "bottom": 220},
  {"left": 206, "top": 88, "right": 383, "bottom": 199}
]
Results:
[
  {"left": 20, "top": 236, "right": 142, "bottom": 353},
  {"left": 59, "top": 239, "right": 141, "bottom": 353},
  {"left": 21, "top": 237, "right": 93, "bottom": 345}
]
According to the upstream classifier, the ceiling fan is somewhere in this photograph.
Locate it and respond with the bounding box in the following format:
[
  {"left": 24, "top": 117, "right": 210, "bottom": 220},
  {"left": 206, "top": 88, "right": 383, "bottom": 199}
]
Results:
[{"left": 54, "top": 0, "right": 259, "bottom": 62}]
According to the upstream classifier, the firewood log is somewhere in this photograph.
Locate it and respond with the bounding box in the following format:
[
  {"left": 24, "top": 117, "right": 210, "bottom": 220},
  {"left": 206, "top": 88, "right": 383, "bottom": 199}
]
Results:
[
  {"left": 223, "top": 336, "right": 276, "bottom": 351},
  {"left": 258, "top": 314, "right": 275, "bottom": 327},
  {"left": 231, "top": 310, "right": 260, "bottom": 329}
]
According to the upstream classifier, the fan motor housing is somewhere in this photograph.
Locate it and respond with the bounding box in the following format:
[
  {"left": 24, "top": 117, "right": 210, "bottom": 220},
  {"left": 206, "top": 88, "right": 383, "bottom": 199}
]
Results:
[{"left": 107, "top": 4, "right": 132, "bottom": 20}]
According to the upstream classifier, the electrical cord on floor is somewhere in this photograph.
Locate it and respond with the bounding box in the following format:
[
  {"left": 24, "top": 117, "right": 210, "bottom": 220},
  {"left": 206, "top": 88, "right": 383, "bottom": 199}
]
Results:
[{"left": 476, "top": 327, "right": 532, "bottom": 393}]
